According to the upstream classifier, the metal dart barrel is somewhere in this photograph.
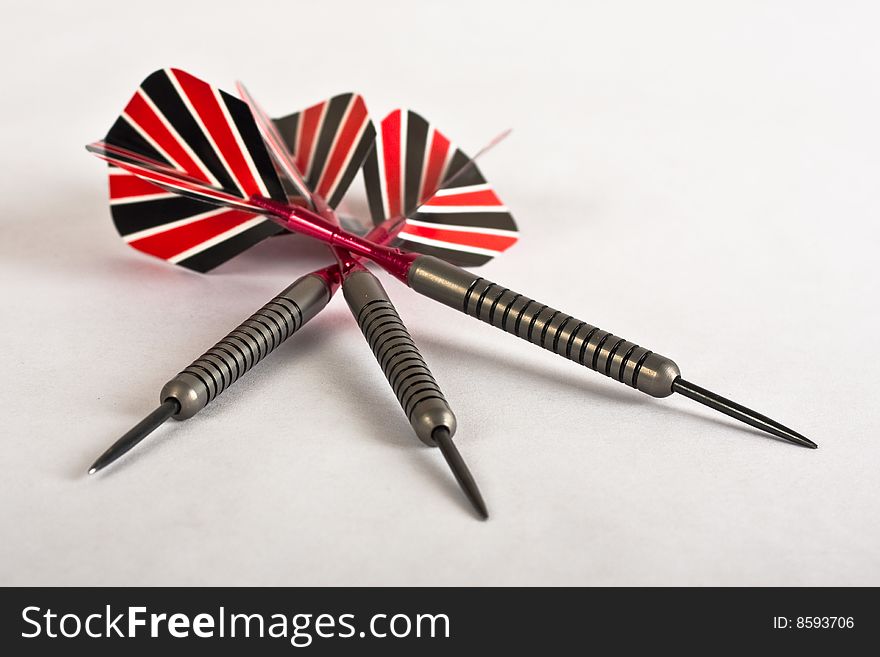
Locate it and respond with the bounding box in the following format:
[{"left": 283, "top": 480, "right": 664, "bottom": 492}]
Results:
[
  {"left": 407, "top": 255, "right": 816, "bottom": 449},
  {"left": 88, "top": 272, "right": 335, "bottom": 474},
  {"left": 343, "top": 268, "right": 488, "bottom": 518},
  {"left": 162, "top": 273, "right": 331, "bottom": 419}
]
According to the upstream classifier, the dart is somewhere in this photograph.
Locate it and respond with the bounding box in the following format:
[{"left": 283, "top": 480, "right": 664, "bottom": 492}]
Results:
[
  {"left": 240, "top": 84, "right": 488, "bottom": 517},
  {"left": 88, "top": 69, "right": 815, "bottom": 450},
  {"left": 274, "top": 156, "right": 818, "bottom": 450},
  {"left": 87, "top": 266, "right": 338, "bottom": 475},
  {"left": 358, "top": 113, "right": 816, "bottom": 450},
  {"left": 88, "top": 71, "right": 491, "bottom": 517}
]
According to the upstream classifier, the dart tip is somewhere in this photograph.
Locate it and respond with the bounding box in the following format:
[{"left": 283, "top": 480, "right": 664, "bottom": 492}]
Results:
[
  {"left": 433, "top": 427, "right": 489, "bottom": 520},
  {"left": 87, "top": 399, "right": 180, "bottom": 478},
  {"left": 86, "top": 450, "right": 118, "bottom": 477},
  {"left": 793, "top": 434, "right": 818, "bottom": 449},
  {"left": 764, "top": 425, "right": 818, "bottom": 450}
]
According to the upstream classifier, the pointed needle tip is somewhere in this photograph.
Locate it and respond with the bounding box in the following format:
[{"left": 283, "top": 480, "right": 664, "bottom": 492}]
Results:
[
  {"left": 792, "top": 438, "right": 817, "bottom": 449},
  {"left": 779, "top": 427, "right": 817, "bottom": 450},
  {"left": 672, "top": 378, "right": 816, "bottom": 450},
  {"left": 87, "top": 400, "right": 179, "bottom": 478},
  {"left": 433, "top": 428, "right": 489, "bottom": 521}
]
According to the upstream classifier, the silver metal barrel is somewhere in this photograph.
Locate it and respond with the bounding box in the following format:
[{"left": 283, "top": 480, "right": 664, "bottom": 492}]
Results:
[
  {"left": 408, "top": 255, "right": 681, "bottom": 398},
  {"left": 160, "top": 273, "right": 332, "bottom": 419},
  {"left": 343, "top": 269, "right": 457, "bottom": 445}
]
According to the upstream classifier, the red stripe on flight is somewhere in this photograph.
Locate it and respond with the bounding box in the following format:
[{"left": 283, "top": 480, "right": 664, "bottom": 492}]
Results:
[
  {"left": 401, "top": 222, "right": 517, "bottom": 252},
  {"left": 381, "top": 110, "right": 402, "bottom": 217},
  {"left": 424, "top": 188, "right": 502, "bottom": 207},
  {"left": 296, "top": 102, "right": 325, "bottom": 177},
  {"left": 171, "top": 69, "right": 262, "bottom": 196},
  {"left": 109, "top": 174, "right": 167, "bottom": 198},
  {"left": 315, "top": 97, "right": 368, "bottom": 199},
  {"left": 128, "top": 209, "right": 256, "bottom": 259},
  {"left": 420, "top": 130, "right": 450, "bottom": 203}
]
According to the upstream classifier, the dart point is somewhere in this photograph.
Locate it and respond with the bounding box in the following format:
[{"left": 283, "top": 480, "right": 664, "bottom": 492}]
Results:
[
  {"left": 434, "top": 427, "right": 489, "bottom": 520},
  {"left": 88, "top": 399, "right": 180, "bottom": 476},
  {"left": 672, "top": 378, "right": 817, "bottom": 449}
]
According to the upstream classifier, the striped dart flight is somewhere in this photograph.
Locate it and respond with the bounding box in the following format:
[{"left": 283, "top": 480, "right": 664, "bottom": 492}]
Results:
[
  {"left": 101, "top": 68, "right": 288, "bottom": 272},
  {"left": 361, "top": 109, "right": 519, "bottom": 267}
]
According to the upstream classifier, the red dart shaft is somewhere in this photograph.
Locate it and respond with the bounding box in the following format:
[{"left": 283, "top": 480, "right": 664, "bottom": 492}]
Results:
[
  {"left": 298, "top": 215, "right": 404, "bottom": 288},
  {"left": 250, "top": 197, "right": 417, "bottom": 282}
]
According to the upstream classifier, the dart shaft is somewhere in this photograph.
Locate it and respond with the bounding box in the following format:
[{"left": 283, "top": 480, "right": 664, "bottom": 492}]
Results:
[
  {"left": 343, "top": 269, "right": 456, "bottom": 444},
  {"left": 252, "top": 197, "right": 419, "bottom": 282},
  {"left": 407, "top": 256, "right": 681, "bottom": 397},
  {"left": 161, "top": 272, "right": 334, "bottom": 419}
]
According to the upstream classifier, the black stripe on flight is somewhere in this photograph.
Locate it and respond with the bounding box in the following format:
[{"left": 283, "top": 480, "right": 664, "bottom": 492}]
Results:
[
  {"left": 362, "top": 145, "right": 387, "bottom": 224},
  {"left": 105, "top": 117, "right": 168, "bottom": 165},
  {"left": 273, "top": 112, "right": 300, "bottom": 159},
  {"left": 395, "top": 238, "right": 492, "bottom": 267},
  {"left": 403, "top": 111, "right": 429, "bottom": 216},
  {"left": 219, "top": 90, "right": 287, "bottom": 202},
  {"left": 440, "top": 149, "right": 487, "bottom": 189},
  {"left": 409, "top": 209, "right": 517, "bottom": 232},
  {"left": 110, "top": 196, "right": 220, "bottom": 236}
]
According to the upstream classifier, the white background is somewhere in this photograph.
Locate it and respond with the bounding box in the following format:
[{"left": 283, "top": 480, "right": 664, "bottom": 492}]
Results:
[{"left": 1, "top": 0, "right": 878, "bottom": 586}]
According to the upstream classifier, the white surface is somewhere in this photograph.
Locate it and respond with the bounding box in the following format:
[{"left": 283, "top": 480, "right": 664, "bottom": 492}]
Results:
[{"left": 1, "top": 0, "right": 878, "bottom": 586}]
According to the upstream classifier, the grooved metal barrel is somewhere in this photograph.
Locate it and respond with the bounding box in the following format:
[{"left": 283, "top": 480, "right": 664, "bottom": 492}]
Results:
[
  {"left": 343, "top": 269, "right": 456, "bottom": 445},
  {"left": 408, "top": 255, "right": 681, "bottom": 398},
  {"left": 160, "top": 274, "right": 332, "bottom": 419}
]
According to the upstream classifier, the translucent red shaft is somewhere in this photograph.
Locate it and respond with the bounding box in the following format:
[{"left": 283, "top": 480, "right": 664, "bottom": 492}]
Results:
[{"left": 249, "top": 197, "right": 418, "bottom": 283}]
